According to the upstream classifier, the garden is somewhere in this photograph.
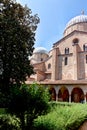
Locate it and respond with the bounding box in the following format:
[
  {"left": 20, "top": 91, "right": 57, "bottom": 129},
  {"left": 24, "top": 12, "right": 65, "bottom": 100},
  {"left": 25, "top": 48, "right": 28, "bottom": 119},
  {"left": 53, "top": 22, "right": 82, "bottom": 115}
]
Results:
[
  {"left": 1, "top": 98, "right": 87, "bottom": 130},
  {"left": 1, "top": 0, "right": 87, "bottom": 129}
]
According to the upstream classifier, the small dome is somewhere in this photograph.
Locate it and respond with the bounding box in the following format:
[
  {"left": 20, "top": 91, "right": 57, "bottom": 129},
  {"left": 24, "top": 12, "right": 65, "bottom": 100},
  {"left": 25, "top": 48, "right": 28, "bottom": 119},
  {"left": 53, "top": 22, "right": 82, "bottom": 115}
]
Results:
[
  {"left": 65, "top": 14, "right": 87, "bottom": 29},
  {"left": 33, "top": 47, "right": 48, "bottom": 54}
]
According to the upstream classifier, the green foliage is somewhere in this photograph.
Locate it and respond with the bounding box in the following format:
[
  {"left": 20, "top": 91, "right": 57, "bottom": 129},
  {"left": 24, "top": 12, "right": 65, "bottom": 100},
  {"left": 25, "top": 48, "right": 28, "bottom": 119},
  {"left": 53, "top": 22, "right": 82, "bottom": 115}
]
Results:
[
  {"left": 49, "top": 101, "right": 73, "bottom": 107},
  {"left": 0, "top": 108, "right": 6, "bottom": 114},
  {"left": 0, "top": 114, "right": 20, "bottom": 130},
  {"left": 0, "top": 90, "right": 12, "bottom": 107},
  {"left": 1, "top": 102, "right": 87, "bottom": 130},
  {"left": 0, "top": 0, "right": 39, "bottom": 89},
  {"left": 65, "top": 104, "right": 87, "bottom": 130},
  {"left": 34, "top": 103, "right": 87, "bottom": 130},
  {"left": 0, "top": 92, "right": 7, "bottom": 107},
  {"left": 7, "top": 83, "right": 50, "bottom": 129}
]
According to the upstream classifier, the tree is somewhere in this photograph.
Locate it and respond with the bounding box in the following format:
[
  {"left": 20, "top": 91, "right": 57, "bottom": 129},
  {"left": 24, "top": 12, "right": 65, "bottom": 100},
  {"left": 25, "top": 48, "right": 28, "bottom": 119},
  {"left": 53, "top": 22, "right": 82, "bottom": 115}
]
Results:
[
  {"left": 8, "top": 83, "right": 50, "bottom": 130},
  {"left": 0, "top": 0, "right": 39, "bottom": 90}
]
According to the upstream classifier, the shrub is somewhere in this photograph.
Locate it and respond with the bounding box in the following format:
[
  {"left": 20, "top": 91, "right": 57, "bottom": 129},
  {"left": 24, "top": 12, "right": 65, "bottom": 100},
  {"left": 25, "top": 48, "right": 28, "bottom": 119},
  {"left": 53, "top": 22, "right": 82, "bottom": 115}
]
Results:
[
  {"left": 0, "top": 108, "right": 6, "bottom": 114},
  {"left": 0, "top": 92, "right": 9, "bottom": 108},
  {"left": 65, "top": 104, "right": 87, "bottom": 130},
  {"left": 8, "top": 83, "right": 50, "bottom": 130},
  {"left": 34, "top": 103, "right": 87, "bottom": 130},
  {"left": 0, "top": 114, "right": 20, "bottom": 130}
]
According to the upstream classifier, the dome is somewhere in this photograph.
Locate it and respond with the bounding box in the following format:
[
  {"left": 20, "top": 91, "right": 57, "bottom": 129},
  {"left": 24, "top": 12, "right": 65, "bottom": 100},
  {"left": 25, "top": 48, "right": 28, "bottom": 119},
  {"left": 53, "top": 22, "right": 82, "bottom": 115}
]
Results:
[
  {"left": 65, "top": 14, "right": 87, "bottom": 29},
  {"left": 33, "top": 47, "right": 48, "bottom": 54}
]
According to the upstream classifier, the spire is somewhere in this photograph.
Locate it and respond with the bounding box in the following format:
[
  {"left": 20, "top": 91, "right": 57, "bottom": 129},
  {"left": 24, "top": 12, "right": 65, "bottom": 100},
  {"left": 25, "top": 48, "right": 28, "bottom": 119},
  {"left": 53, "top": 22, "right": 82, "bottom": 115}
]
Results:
[{"left": 81, "top": 10, "right": 84, "bottom": 15}]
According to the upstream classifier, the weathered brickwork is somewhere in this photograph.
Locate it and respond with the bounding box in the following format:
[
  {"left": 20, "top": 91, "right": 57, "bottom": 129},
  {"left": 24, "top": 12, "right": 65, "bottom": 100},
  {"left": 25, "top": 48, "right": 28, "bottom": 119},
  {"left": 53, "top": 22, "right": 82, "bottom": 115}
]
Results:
[{"left": 26, "top": 14, "right": 87, "bottom": 103}]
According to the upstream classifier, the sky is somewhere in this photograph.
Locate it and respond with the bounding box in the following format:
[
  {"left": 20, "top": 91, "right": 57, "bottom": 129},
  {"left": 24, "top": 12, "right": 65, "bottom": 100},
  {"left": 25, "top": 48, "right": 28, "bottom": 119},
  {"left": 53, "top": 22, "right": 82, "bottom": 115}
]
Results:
[{"left": 16, "top": 0, "right": 87, "bottom": 51}]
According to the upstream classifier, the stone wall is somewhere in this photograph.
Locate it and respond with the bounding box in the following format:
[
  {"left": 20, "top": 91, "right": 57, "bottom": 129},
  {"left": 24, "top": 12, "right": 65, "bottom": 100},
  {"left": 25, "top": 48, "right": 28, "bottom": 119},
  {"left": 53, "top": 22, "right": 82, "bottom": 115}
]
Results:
[{"left": 79, "top": 121, "right": 87, "bottom": 130}]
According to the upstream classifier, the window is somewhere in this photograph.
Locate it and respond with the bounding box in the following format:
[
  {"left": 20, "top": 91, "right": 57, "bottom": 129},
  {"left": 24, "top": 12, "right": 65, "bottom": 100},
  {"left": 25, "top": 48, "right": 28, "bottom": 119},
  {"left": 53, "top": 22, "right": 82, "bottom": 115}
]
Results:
[
  {"left": 72, "top": 38, "right": 79, "bottom": 45},
  {"left": 41, "top": 58, "right": 43, "bottom": 61},
  {"left": 65, "top": 57, "right": 68, "bottom": 65},
  {"left": 48, "top": 63, "right": 51, "bottom": 69},
  {"left": 65, "top": 48, "right": 69, "bottom": 54},
  {"left": 83, "top": 44, "right": 87, "bottom": 51},
  {"left": 86, "top": 55, "right": 87, "bottom": 63}
]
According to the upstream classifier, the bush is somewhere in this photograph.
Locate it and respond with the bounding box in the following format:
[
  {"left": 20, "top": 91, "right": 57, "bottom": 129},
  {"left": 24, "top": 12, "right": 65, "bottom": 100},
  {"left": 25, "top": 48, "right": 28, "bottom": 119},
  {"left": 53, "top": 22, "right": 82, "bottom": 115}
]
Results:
[
  {"left": 0, "top": 114, "right": 20, "bottom": 130},
  {"left": 65, "top": 104, "right": 87, "bottom": 130},
  {"left": 8, "top": 83, "right": 50, "bottom": 130},
  {"left": 0, "top": 92, "right": 9, "bottom": 108},
  {"left": 34, "top": 103, "right": 87, "bottom": 130},
  {"left": 0, "top": 108, "right": 6, "bottom": 114}
]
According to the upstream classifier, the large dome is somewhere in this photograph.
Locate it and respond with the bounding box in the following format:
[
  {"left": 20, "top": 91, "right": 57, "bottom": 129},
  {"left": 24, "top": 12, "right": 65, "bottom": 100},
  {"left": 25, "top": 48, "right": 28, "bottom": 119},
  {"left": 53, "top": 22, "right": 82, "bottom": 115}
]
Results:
[
  {"left": 33, "top": 47, "right": 48, "bottom": 54},
  {"left": 65, "top": 14, "right": 87, "bottom": 29}
]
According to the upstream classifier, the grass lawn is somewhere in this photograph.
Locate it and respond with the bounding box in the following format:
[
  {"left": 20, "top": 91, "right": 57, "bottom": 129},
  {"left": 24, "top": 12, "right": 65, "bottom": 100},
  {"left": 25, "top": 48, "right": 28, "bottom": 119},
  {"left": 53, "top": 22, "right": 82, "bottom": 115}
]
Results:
[
  {"left": 34, "top": 102, "right": 87, "bottom": 130},
  {"left": 1, "top": 102, "right": 87, "bottom": 130}
]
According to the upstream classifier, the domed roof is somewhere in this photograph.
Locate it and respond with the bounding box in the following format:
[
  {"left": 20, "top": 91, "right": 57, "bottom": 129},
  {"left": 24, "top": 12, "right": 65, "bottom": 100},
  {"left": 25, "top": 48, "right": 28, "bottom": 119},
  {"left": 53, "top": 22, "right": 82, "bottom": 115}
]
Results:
[
  {"left": 33, "top": 47, "right": 48, "bottom": 54},
  {"left": 65, "top": 14, "right": 87, "bottom": 29}
]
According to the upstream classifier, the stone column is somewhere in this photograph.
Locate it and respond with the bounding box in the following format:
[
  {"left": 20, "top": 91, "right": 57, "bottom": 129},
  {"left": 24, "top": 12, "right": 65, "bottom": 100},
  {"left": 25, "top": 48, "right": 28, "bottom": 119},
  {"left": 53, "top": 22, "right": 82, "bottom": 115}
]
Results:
[
  {"left": 51, "top": 47, "right": 59, "bottom": 80},
  {"left": 82, "top": 89, "right": 87, "bottom": 103},
  {"left": 55, "top": 86, "right": 60, "bottom": 101},
  {"left": 69, "top": 94, "right": 71, "bottom": 102},
  {"left": 73, "top": 44, "right": 78, "bottom": 80},
  {"left": 84, "top": 92, "right": 87, "bottom": 103},
  {"left": 68, "top": 88, "right": 72, "bottom": 103}
]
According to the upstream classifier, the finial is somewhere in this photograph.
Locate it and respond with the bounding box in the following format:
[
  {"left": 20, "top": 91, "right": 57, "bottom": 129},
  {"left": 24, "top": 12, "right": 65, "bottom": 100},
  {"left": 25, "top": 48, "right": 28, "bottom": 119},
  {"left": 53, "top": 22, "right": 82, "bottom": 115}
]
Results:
[{"left": 81, "top": 10, "right": 84, "bottom": 15}]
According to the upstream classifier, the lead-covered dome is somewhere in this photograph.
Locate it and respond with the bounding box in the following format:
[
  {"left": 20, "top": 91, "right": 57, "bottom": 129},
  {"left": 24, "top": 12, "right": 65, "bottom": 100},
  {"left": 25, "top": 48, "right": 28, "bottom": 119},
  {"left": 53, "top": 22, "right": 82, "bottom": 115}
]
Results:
[
  {"left": 64, "top": 14, "right": 87, "bottom": 36},
  {"left": 30, "top": 47, "right": 48, "bottom": 64},
  {"left": 33, "top": 47, "right": 48, "bottom": 54},
  {"left": 66, "top": 14, "right": 87, "bottom": 29}
]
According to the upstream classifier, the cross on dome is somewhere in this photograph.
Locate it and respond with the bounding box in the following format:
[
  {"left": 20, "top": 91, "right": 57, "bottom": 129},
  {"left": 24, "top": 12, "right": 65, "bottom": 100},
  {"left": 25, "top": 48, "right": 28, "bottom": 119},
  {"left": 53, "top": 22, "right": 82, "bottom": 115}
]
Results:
[{"left": 81, "top": 10, "right": 84, "bottom": 15}]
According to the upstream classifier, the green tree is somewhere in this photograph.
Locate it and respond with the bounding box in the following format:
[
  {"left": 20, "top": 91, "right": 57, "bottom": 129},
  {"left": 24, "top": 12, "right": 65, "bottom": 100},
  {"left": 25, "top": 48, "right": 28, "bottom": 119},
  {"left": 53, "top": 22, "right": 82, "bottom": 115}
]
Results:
[
  {"left": 8, "top": 83, "right": 50, "bottom": 130},
  {"left": 0, "top": 0, "right": 39, "bottom": 90}
]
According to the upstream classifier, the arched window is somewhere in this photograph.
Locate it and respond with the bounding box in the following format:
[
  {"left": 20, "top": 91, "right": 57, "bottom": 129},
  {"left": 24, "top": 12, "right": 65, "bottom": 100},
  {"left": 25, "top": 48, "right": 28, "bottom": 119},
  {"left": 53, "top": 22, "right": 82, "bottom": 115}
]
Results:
[
  {"left": 65, "top": 48, "right": 69, "bottom": 54},
  {"left": 72, "top": 38, "right": 79, "bottom": 45},
  {"left": 41, "top": 58, "right": 43, "bottom": 61},
  {"left": 65, "top": 57, "right": 68, "bottom": 65},
  {"left": 48, "top": 63, "right": 51, "bottom": 69},
  {"left": 83, "top": 44, "right": 87, "bottom": 51}
]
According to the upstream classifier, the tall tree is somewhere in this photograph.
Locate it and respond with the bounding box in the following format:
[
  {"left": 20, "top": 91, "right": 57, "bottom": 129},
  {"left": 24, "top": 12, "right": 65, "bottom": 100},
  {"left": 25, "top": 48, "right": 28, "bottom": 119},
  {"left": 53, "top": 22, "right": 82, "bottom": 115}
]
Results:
[
  {"left": 0, "top": 0, "right": 39, "bottom": 90},
  {"left": 8, "top": 83, "right": 50, "bottom": 130}
]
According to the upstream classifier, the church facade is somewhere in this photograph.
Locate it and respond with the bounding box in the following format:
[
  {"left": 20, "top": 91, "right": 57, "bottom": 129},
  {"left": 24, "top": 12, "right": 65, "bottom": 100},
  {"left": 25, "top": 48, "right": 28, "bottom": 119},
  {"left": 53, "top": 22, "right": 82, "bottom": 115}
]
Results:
[{"left": 26, "top": 14, "right": 87, "bottom": 103}]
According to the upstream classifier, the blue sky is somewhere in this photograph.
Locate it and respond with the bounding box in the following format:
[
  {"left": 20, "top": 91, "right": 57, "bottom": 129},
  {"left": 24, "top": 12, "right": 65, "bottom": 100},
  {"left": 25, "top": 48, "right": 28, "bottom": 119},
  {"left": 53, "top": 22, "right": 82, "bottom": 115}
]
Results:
[{"left": 16, "top": 0, "right": 87, "bottom": 51}]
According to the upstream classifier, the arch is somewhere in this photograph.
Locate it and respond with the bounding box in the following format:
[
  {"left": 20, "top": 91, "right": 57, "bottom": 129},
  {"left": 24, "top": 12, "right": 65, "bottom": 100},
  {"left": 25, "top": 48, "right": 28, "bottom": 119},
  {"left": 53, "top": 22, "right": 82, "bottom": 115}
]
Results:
[
  {"left": 65, "top": 47, "right": 69, "bottom": 54},
  {"left": 66, "top": 72, "right": 73, "bottom": 79},
  {"left": 49, "top": 87, "right": 56, "bottom": 101},
  {"left": 71, "top": 87, "right": 84, "bottom": 103},
  {"left": 58, "top": 86, "right": 69, "bottom": 102},
  {"left": 73, "top": 38, "right": 79, "bottom": 44},
  {"left": 48, "top": 63, "right": 51, "bottom": 69}
]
